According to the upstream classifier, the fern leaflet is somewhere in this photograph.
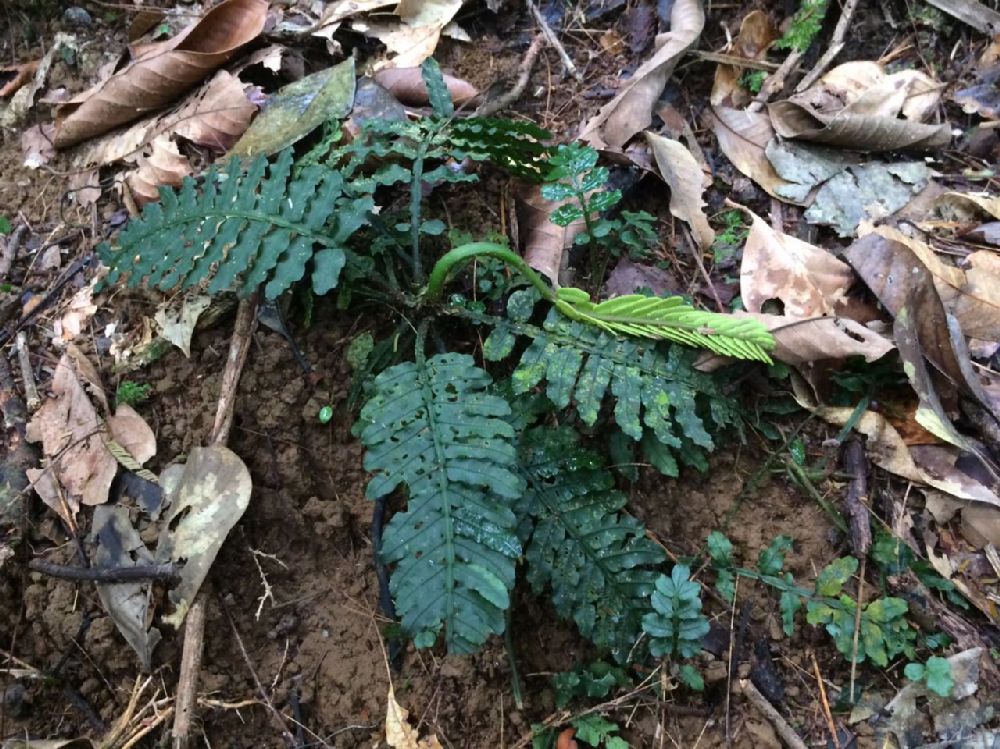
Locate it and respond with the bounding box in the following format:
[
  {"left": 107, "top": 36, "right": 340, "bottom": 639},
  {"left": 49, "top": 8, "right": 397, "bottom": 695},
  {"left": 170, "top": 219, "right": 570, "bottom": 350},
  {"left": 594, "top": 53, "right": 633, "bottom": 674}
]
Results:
[
  {"left": 554, "top": 288, "right": 774, "bottom": 363},
  {"left": 359, "top": 352, "right": 524, "bottom": 653},
  {"left": 98, "top": 149, "right": 374, "bottom": 299},
  {"left": 515, "top": 427, "right": 664, "bottom": 662}
]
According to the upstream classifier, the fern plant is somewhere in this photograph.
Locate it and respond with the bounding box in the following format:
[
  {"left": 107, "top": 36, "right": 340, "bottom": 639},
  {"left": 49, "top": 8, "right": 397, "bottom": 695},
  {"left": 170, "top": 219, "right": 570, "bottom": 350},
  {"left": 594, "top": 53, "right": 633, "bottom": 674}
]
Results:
[{"left": 98, "top": 59, "right": 775, "bottom": 676}]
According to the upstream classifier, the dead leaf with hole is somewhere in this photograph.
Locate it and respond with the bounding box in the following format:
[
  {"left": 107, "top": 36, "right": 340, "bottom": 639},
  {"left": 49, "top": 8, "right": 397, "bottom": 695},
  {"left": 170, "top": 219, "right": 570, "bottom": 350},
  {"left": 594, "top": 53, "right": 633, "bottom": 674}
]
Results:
[
  {"left": 705, "top": 106, "right": 795, "bottom": 201},
  {"left": 768, "top": 61, "right": 951, "bottom": 152},
  {"left": 386, "top": 686, "right": 443, "bottom": 749},
  {"left": 25, "top": 353, "right": 117, "bottom": 519},
  {"left": 580, "top": 0, "right": 704, "bottom": 148},
  {"left": 154, "top": 294, "right": 212, "bottom": 358},
  {"left": 710, "top": 10, "right": 775, "bottom": 108},
  {"left": 645, "top": 132, "right": 715, "bottom": 249},
  {"left": 73, "top": 70, "right": 258, "bottom": 170},
  {"left": 231, "top": 58, "right": 356, "bottom": 158},
  {"left": 155, "top": 445, "right": 252, "bottom": 628},
  {"left": 739, "top": 208, "right": 854, "bottom": 317},
  {"left": 373, "top": 67, "right": 477, "bottom": 106},
  {"left": 90, "top": 505, "right": 162, "bottom": 669},
  {"left": 517, "top": 183, "right": 587, "bottom": 286},
  {"left": 740, "top": 312, "right": 894, "bottom": 366},
  {"left": 350, "top": 0, "right": 464, "bottom": 69},
  {"left": 126, "top": 135, "right": 192, "bottom": 206},
  {"left": 54, "top": 0, "right": 266, "bottom": 149}
]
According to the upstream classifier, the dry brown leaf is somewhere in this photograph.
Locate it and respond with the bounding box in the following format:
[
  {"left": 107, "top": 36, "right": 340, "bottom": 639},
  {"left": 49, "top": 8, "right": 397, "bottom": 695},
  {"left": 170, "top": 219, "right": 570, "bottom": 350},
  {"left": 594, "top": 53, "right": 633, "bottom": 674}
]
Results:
[
  {"left": 710, "top": 10, "right": 775, "bottom": 108},
  {"left": 385, "top": 686, "right": 443, "bottom": 749},
  {"left": 25, "top": 353, "right": 117, "bottom": 513},
  {"left": 768, "top": 63, "right": 952, "bottom": 154},
  {"left": 517, "top": 183, "right": 586, "bottom": 286},
  {"left": 373, "top": 67, "right": 478, "bottom": 106},
  {"left": 319, "top": 0, "right": 398, "bottom": 27},
  {"left": 742, "top": 312, "right": 894, "bottom": 366},
  {"left": 106, "top": 404, "right": 156, "bottom": 466},
  {"left": 54, "top": 0, "right": 266, "bottom": 148},
  {"left": 739, "top": 208, "right": 854, "bottom": 316},
  {"left": 645, "top": 132, "right": 715, "bottom": 249},
  {"left": 0, "top": 60, "right": 39, "bottom": 98},
  {"left": 867, "top": 225, "right": 1000, "bottom": 342},
  {"left": 72, "top": 70, "right": 257, "bottom": 169},
  {"left": 580, "top": 0, "right": 704, "bottom": 148},
  {"left": 126, "top": 135, "right": 192, "bottom": 206},
  {"left": 936, "top": 191, "right": 1000, "bottom": 221},
  {"left": 67, "top": 168, "right": 101, "bottom": 207},
  {"left": 705, "top": 106, "right": 795, "bottom": 201},
  {"left": 351, "top": 0, "right": 464, "bottom": 69},
  {"left": 56, "top": 279, "right": 98, "bottom": 343}
]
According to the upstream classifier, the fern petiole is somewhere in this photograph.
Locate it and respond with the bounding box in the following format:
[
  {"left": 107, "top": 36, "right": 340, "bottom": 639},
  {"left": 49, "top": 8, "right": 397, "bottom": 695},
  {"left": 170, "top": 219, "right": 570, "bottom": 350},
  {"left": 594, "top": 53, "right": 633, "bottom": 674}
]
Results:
[
  {"left": 504, "top": 610, "right": 525, "bottom": 710},
  {"left": 424, "top": 242, "right": 556, "bottom": 305},
  {"left": 409, "top": 136, "right": 431, "bottom": 282}
]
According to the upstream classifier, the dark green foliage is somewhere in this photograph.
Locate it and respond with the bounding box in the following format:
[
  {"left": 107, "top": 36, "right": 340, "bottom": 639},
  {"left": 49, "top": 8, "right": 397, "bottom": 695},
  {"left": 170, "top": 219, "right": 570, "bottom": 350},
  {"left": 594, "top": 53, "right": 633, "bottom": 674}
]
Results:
[
  {"left": 552, "top": 661, "right": 630, "bottom": 708},
  {"left": 773, "top": 0, "right": 829, "bottom": 51},
  {"left": 484, "top": 308, "right": 739, "bottom": 476},
  {"left": 99, "top": 149, "right": 373, "bottom": 299},
  {"left": 904, "top": 657, "right": 954, "bottom": 697},
  {"left": 358, "top": 352, "right": 524, "bottom": 653},
  {"left": 515, "top": 427, "right": 664, "bottom": 662},
  {"left": 642, "top": 564, "right": 710, "bottom": 661}
]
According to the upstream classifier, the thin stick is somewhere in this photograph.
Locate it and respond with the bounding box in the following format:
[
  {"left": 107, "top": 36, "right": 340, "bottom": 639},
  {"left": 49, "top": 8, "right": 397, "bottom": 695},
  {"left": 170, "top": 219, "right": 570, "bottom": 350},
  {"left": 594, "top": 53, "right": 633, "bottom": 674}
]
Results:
[
  {"left": 28, "top": 559, "right": 181, "bottom": 583},
  {"left": 737, "top": 679, "right": 808, "bottom": 749},
  {"left": 811, "top": 651, "right": 841, "bottom": 749},
  {"left": 476, "top": 34, "right": 546, "bottom": 117},
  {"left": 14, "top": 333, "right": 39, "bottom": 412},
  {"left": 684, "top": 228, "right": 725, "bottom": 313},
  {"left": 525, "top": 0, "right": 582, "bottom": 81},
  {"left": 725, "top": 577, "right": 740, "bottom": 746},
  {"left": 849, "top": 556, "right": 866, "bottom": 704},
  {"left": 171, "top": 293, "right": 259, "bottom": 749},
  {"left": 747, "top": 49, "right": 803, "bottom": 112},
  {"left": 795, "top": 0, "right": 861, "bottom": 92}
]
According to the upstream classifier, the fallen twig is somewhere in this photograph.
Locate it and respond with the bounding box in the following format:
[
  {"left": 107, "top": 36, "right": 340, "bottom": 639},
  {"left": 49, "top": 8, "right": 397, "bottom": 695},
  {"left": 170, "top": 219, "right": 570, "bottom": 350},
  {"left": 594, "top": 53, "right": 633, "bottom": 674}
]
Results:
[
  {"left": 172, "top": 292, "right": 259, "bottom": 749},
  {"left": 0, "top": 224, "right": 27, "bottom": 281},
  {"left": 811, "top": 652, "right": 841, "bottom": 749},
  {"left": 737, "top": 679, "right": 808, "bottom": 749},
  {"left": 476, "top": 33, "right": 546, "bottom": 117},
  {"left": 14, "top": 332, "right": 39, "bottom": 412},
  {"left": 795, "top": 0, "right": 861, "bottom": 92},
  {"left": 525, "top": 0, "right": 582, "bottom": 81},
  {"left": 28, "top": 558, "right": 181, "bottom": 583}
]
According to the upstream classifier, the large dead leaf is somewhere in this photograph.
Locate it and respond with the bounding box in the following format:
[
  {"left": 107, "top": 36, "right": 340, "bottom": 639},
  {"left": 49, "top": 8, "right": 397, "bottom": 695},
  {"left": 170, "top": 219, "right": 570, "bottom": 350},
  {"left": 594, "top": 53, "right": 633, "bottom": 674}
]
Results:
[
  {"left": 373, "top": 67, "right": 477, "bottom": 106},
  {"left": 25, "top": 353, "right": 117, "bottom": 517},
  {"left": 350, "top": 0, "right": 464, "bottom": 69},
  {"left": 645, "top": 132, "right": 715, "bottom": 249},
  {"left": 517, "top": 183, "right": 586, "bottom": 286},
  {"left": 739, "top": 208, "right": 854, "bottom": 316},
  {"left": 580, "top": 0, "right": 704, "bottom": 148},
  {"left": 806, "top": 61, "right": 944, "bottom": 122},
  {"left": 386, "top": 686, "right": 443, "bottom": 749},
  {"left": 90, "top": 506, "right": 161, "bottom": 670},
  {"left": 865, "top": 225, "right": 1000, "bottom": 342},
  {"left": 231, "top": 59, "right": 356, "bottom": 158},
  {"left": 740, "top": 312, "right": 894, "bottom": 366},
  {"left": 73, "top": 70, "right": 258, "bottom": 169},
  {"left": 705, "top": 106, "right": 795, "bottom": 201},
  {"left": 54, "top": 0, "right": 266, "bottom": 148},
  {"left": 156, "top": 445, "right": 252, "bottom": 628}
]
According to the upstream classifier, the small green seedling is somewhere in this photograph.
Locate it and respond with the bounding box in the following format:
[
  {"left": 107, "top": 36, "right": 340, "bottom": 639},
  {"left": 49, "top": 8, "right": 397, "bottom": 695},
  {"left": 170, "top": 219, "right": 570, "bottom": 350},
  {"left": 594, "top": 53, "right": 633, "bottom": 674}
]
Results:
[
  {"left": 904, "top": 657, "right": 954, "bottom": 697},
  {"left": 115, "top": 380, "right": 152, "bottom": 407},
  {"left": 318, "top": 405, "right": 334, "bottom": 424}
]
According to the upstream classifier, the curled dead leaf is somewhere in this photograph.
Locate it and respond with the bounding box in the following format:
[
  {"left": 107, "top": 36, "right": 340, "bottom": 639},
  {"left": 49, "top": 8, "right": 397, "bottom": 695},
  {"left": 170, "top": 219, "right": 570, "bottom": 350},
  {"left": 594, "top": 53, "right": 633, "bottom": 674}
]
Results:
[
  {"left": 386, "top": 686, "right": 443, "bottom": 749},
  {"left": 374, "top": 67, "right": 478, "bottom": 106},
  {"left": 705, "top": 106, "right": 795, "bottom": 201},
  {"left": 645, "top": 132, "right": 715, "bottom": 249}
]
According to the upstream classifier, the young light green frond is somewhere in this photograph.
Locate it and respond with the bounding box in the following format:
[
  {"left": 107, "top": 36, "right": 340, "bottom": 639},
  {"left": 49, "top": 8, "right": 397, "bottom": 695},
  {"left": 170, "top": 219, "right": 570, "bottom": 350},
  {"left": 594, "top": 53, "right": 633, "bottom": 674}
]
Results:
[
  {"left": 516, "top": 427, "right": 665, "bottom": 662},
  {"left": 359, "top": 353, "right": 524, "bottom": 654},
  {"left": 483, "top": 310, "right": 739, "bottom": 474},
  {"left": 642, "top": 564, "right": 710, "bottom": 659},
  {"left": 98, "top": 149, "right": 373, "bottom": 300},
  {"left": 554, "top": 290, "right": 774, "bottom": 363}
]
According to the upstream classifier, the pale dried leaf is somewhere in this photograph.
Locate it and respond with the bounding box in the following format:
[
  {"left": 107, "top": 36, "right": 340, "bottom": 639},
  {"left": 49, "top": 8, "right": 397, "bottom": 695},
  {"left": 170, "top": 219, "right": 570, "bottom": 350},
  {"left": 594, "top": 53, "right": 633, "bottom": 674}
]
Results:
[
  {"left": 710, "top": 10, "right": 775, "bottom": 107},
  {"left": 936, "top": 191, "right": 1000, "bottom": 221},
  {"left": 739, "top": 208, "right": 854, "bottom": 316},
  {"left": 67, "top": 168, "right": 100, "bottom": 207},
  {"left": 373, "top": 67, "right": 478, "bottom": 106},
  {"left": 56, "top": 279, "right": 98, "bottom": 344},
  {"left": 645, "top": 132, "right": 715, "bottom": 249},
  {"left": 21, "top": 122, "right": 54, "bottom": 169},
  {"left": 386, "top": 686, "right": 443, "bottom": 749},
  {"left": 106, "top": 404, "right": 156, "bottom": 465},
  {"left": 580, "top": 0, "right": 704, "bottom": 148},
  {"left": 126, "top": 135, "right": 192, "bottom": 205},
  {"left": 810, "top": 61, "right": 944, "bottom": 121},
  {"left": 318, "top": 0, "right": 397, "bottom": 26},
  {"left": 352, "top": 0, "right": 464, "bottom": 69},
  {"left": 25, "top": 353, "right": 117, "bottom": 511},
  {"left": 0, "top": 34, "right": 74, "bottom": 130},
  {"left": 156, "top": 445, "right": 252, "bottom": 628},
  {"left": 705, "top": 106, "right": 795, "bottom": 201},
  {"left": 54, "top": 0, "right": 266, "bottom": 148},
  {"left": 741, "top": 312, "right": 894, "bottom": 366},
  {"left": 154, "top": 294, "right": 211, "bottom": 358}
]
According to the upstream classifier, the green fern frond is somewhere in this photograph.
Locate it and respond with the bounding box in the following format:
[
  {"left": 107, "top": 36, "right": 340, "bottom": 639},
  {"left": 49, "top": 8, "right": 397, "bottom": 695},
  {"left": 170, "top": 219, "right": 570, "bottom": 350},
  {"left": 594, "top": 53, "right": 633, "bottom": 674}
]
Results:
[
  {"left": 516, "top": 427, "right": 665, "bottom": 662},
  {"left": 98, "top": 149, "right": 374, "bottom": 299},
  {"left": 359, "top": 352, "right": 524, "bottom": 653},
  {"left": 555, "top": 288, "right": 774, "bottom": 363},
  {"left": 642, "top": 564, "right": 710, "bottom": 659},
  {"left": 484, "top": 308, "right": 739, "bottom": 475}
]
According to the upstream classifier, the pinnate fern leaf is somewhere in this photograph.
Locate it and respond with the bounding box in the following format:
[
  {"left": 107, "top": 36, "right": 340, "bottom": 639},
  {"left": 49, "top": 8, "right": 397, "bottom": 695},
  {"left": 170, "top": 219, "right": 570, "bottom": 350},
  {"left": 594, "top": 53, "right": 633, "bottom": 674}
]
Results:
[
  {"left": 485, "top": 309, "right": 738, "bottom": 474},
  {"left": 555, "top": 288, "right": 774, "bottom": 363},
  {"left": 515, "top": 427, "right": 665, "bottom": 662},
  {"left": 99, "top": 149, "right": 373, "bottom": 299},
  {"left": 359, "top": 353, "right": 524, "bottom": 653},
  {"left": 641, "top": 564, "right": 710, "bottom": 659}
]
